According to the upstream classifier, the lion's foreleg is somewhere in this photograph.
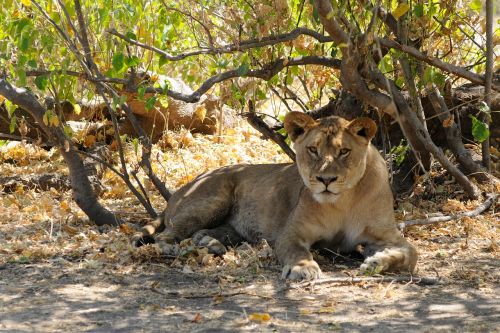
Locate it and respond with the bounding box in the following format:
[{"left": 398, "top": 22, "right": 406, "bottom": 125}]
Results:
[
  {"left": 360, "top": 230, "right": 418, "bottom": 274},
  {"left": 275, "top": 229, "right": 321, "bottom": 281}
]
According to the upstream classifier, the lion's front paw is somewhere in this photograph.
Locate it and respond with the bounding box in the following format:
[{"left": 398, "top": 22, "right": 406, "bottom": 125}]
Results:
[
  {"left": 360, "top": 256, "right": 388, "bottom": 275},
  {"left": 282, "top": 259, "right": 321, "bottom": 281}
]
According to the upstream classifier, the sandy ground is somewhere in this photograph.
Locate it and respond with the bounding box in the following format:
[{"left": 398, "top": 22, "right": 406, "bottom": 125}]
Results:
[{"left": 1, "top": 237, "right": 499, "bottom": 333}]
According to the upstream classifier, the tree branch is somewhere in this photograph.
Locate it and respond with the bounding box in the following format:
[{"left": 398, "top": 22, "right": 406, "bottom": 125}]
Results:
[
  {"left": 0, "top": 77, "right": 122, "bottom": 225},
  {"left": 290, "top": 275, "right": 440, "bottom": 289},
  {"left": 482, "top": 0, "right": 494, "bottom": 170},
  {"left": 107, "top": 27, "right": 335, "bottom": 62},
  {"left": 139, "top": 56, "right": 341, "bottom": 103},
  {"left": 378, "top": 38, "right": 500, "bottom": 91},
  {"left": 400, "top": 193, "right": 498, "bottom": 230},
  {"left": 244, "top": 100, "right": 296, "bottom": 161}
]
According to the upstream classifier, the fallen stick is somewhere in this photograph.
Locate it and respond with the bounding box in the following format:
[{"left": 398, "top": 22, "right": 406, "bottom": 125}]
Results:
[
  {"left": 398, "top": 193, "right": 498, "bottom": 230},
  {"left": 151, "top": 287, "right": 274, "bottom": 299},
  {"left": 290, "top": 275, "right": 440, "bottom": 289}
]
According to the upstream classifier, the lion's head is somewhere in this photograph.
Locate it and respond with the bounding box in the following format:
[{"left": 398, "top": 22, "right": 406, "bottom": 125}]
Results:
[{"left": 284, "top": 112, "right": 377, "bottom": 203}]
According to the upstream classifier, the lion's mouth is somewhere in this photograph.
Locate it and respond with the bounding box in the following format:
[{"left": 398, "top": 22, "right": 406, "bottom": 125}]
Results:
[{"left": 321, "top": 189, "right": 339, "bottom": 195}]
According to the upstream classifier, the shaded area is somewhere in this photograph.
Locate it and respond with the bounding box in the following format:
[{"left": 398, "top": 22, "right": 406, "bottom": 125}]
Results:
[{"left": 1, "top": 255, "right": 498, "bottom": 333}]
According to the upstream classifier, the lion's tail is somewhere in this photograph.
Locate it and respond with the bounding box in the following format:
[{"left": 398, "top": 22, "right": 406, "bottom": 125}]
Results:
[{"left": 131, "top": 212, "right": 166, "bottom": 247}]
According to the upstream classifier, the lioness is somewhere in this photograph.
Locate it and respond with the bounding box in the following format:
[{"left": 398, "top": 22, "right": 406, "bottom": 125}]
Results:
[{"left": 134, "top": 112, "right": 417, "bottom": 280}]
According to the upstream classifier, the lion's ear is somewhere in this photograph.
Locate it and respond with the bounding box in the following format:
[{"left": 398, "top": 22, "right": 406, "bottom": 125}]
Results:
[
  {"left": 348, "top": 117, "right": 377, "bottom": 142},
  {"left": 284, "top": 112, "right": 318, "bottom": 142}
]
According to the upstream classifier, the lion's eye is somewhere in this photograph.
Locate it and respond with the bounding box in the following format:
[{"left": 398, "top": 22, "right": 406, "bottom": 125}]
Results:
[
  {"left": 307, "top": 146, "right": 318, "bottom": 156},
  {"left": 339, "top": 148, "right": 350, "bottom": 156}
]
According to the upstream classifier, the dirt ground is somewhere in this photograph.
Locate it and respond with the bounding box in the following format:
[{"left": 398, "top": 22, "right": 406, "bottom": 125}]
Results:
[
  {"left": 0, "top": 242, "right": 498, "bottom": 333},
  {"left": 0, "top": 128, "right": 499, "bottom": 332}
]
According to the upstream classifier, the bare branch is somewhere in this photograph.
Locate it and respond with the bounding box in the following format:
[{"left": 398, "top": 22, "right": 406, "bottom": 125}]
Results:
[
  {"left": 290, "top": 275, "right": 440, "bottom": 289},
  {"left": 378, "top": 38, "right": 500, "bottom": 91},
  {"left": 107, "top": 27, "right": 335, "bottom": 62},
  {"left": 426, "top": 85, "right": 488, "bottom": 181},
  {"left": 160, "top": 2, "right": 215, "bottom": 48},
  {"left": 141, "top": 56, "right": 341, "bottom": 103},
  {"left": 244, "top": 100, "right": 296, "bottom": 161},
  {"left": 313, "top": 0, "right": 349, "bottom": 45},
  {"left": 482, "top": 0, "right": 494, "bottom": 170},
  {"left": 26, "top": 69, "right": 128, "bottom": 85},
  {"left": 400, "top": 193, "right": 498, "bottom": 230}
]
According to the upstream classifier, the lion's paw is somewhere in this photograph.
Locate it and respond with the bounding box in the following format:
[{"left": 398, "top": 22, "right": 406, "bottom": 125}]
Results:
[
  {"left": 282, "top": 259, "right": 321, "bottom": 281},
  {"left": 192, "top": 231, "right": 227, "bottom": 256},
  {"left": 360, "top": 256, "right": 388, "bottom": 275}
]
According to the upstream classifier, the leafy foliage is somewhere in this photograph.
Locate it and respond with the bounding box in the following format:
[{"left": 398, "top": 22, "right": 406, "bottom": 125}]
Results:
[{"left": 0, "top": 0, "right": 493, "bottom": 116}]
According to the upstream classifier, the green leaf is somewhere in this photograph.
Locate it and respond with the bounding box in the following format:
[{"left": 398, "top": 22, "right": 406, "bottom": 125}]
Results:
[
  {"left": 413, "top": 4, "right": 424, "bottom": 17},
  {"left": 158, "top": 55, "right": 168, "bottom": 67},
  {"left": 125, "top": 31, "right": 137, "bottom": 40},
  {"left": 138, "top": 86, "right": 146, "bottom": 100},
  {"left": 256, "top": 89, "right": 267, "bottom": 100},
  {"left": 19, "top": 35, "right": 30, "bottom": 52},
  {"left": 469, "top": 115, "right": 490, "bottom": 143},
  {"left": 4, "top": 100, "right": 16, "bottom": 118},
  {"left": 468, "top": 0, "right": 481, "bottom": 12},
  {"left": 236, "top": 63, "right": 250, "bottom": 76},
  {"left": 422, "top": 68, "right": 445, "bottom": 87},
  {"left": 27, "top": 59, "right": 37, "bottom": 68},
  {"left": 330, "top": 46, "right": 338, "bottom": 58},
  {"left": 112, "top": 53, "right": 125, "bottom": 72},
  {"left": 17, "top": 68, "right": 26, "bottom": 86},
  {"left": 64, "top": 125, "right": 74, "bottom": 138},
  {"left": 9, "top": 115, "right": 17, "bottom": 133},
  {"left": 160, "top": 79, "right": 170, "bottom": 93},
  {"left": 125, "top": 55, "right": 140, "bottom": 68},
  {"left": 132, "top": 138, "right": 139, "bottom": 155},
  {"left": 34, "top": 75, "right": 49, "bottom": 91},
  {"left": 145, "top": 96, "right": 156, "bottom": 111}
]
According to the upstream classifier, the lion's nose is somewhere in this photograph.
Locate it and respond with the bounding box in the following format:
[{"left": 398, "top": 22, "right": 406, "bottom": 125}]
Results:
[{"left": 316, "top": 176, "right": 338, "bottom": 185}]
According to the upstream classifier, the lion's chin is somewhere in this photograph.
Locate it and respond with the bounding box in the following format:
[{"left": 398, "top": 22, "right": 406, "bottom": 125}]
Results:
[{"left": 312, "top": 191, "right": 340, "bottom": 204}]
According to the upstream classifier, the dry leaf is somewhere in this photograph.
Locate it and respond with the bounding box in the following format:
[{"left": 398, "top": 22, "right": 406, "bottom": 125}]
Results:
[
  {"left": 248, "top": 312, "right": 271, "bottom": 322},
  {"left": 119, "top": 224, "right": 135, "bottom": 235},
  {"left": 442, "top": 115, "right": 454, "bottom": 128},
  {"left": 194, "top": 105, "right": 207, "bottom": 122},
  {"left": 192, "top": 313, "right": 202, "bottom": 323},
  {"left": 393, "top": 3, "right": 410, "bottom": 19}
]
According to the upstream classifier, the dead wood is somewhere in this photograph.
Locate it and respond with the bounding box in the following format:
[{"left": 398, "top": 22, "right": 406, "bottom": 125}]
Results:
[
  {"left": 0, "top": 174, "right": 71, "bottom": 193},
  {"left": 244, "top": 100, "right": 296, "bottom": 161},
  {"left": 399, "top": 193, "right": 498, "bottom": 230},
  {"left": 150, "top": 286, "right": 274, "bottom": 299},
  {"left": 290, "top": 275, "right": 440, "bottom": 289}
]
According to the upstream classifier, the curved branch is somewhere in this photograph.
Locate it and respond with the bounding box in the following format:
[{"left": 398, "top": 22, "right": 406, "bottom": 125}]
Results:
[
  {"left": 26, "top": 69, "right": 127, "bottom": 84},
  {"left": 107, "top": 27, "right": 334, "bottom": 62},
  {"left": 378, "top": 38, "right": 500, "bottom": 91},
  {"left": 140, "top": 56, "right": 341, "bottom": 103},
  {"left": 0, "top": 77, "right": 122, "bottom": 226}
]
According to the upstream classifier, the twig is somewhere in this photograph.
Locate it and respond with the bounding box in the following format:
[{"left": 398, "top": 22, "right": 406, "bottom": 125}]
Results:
[
  {"left": 108, "top": 27, "right": 335, "bottom": 62},
  {"left": 150, "top": 287, "right": 274, "bottom": 299},
  {"left": 482, "top": 0, "right": 494, "bottom": 170},
  {"left": 290, "top": 275, "right": 440, "bottom": 289},
  {"left": 399, "top": 193, "right": 498, "bottom": 230},
  {"left": 378, "top": 38, "right": 500, "bottom": 91},
  {"left": 244, "top": 101, "right": 296, "bottom": 161}
]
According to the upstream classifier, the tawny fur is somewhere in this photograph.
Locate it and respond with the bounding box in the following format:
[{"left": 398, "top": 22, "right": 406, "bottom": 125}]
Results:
[{"left": 133, "top": 112, "right": 418, "bottom": 280}]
